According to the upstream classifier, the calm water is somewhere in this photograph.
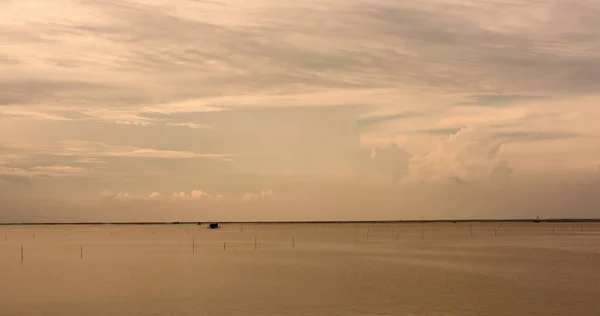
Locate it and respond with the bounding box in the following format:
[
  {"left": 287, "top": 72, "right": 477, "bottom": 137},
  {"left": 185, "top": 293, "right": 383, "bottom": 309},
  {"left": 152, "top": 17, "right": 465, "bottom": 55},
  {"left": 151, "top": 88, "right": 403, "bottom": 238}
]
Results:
[{"left": 1, "top": 222, "right": 599, "bottom": 315}]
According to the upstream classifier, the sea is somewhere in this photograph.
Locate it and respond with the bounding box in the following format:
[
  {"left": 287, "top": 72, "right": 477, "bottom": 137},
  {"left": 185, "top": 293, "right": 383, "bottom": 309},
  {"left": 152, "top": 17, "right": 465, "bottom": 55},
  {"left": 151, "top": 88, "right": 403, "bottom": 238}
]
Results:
[{"left": 1, "top": 222, "right": 599, "bottom": 315}]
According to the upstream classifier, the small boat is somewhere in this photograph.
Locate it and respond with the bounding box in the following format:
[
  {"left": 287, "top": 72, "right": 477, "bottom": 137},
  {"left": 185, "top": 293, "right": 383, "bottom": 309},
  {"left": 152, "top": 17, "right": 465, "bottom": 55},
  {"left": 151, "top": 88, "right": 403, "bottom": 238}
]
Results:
[
  {"left": 533, "top": 217, "right": 541, "bottom": 223},
  {"left": 208, "top": 223, "right": 220, "bottom": 229}
]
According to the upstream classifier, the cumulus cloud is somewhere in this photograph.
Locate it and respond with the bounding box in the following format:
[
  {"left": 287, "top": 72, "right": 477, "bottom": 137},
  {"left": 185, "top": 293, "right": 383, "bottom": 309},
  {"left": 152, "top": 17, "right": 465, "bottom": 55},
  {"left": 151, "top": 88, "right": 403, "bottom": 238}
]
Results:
[
  {"left": 407, "top": 126, "right": 513, "bottom": 183},
  {"left": 359, "top": 127, "right": 513, "bottom": 184},
  {"left": 172, "top": 190, "right": 208, "bottom": 200},
  {"left": 367, "top": 143, "right": 412, "bottom": 183},
  {"left": 241, "top": 189, "right": 275, "bottom": 201}
]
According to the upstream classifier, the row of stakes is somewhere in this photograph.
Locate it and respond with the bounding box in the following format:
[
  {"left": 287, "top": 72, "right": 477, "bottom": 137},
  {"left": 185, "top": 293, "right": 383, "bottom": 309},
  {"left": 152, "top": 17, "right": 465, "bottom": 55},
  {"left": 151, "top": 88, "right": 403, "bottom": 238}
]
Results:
[
  {"left": 10, "top": 225, "right": 598, "bottom": 262},
  {"left": 14, "top": 232, "right": 400, "bottom": 262},
  {"left": 7, "top": 225, "right": 594, "bottom": 241},
  {"left": 17, "top": 236, "right": 275, "bottom": 262},
  {"left": 7, "top": 226, "right": 593, "bottom": 242}
]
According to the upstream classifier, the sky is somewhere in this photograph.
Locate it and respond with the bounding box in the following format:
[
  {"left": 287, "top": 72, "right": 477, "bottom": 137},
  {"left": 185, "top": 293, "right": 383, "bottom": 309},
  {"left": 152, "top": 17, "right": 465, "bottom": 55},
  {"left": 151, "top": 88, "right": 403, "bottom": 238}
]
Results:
[{"left": 1, "top": 0, "right": 600, "bottom": 222}]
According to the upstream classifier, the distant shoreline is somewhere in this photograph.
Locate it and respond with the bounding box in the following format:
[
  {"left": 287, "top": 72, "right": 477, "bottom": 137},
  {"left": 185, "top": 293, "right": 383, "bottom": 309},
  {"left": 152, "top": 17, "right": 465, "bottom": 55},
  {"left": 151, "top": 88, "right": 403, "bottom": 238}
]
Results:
[{"left": 1, "top": 219, "right": 600, "bottom": 225}]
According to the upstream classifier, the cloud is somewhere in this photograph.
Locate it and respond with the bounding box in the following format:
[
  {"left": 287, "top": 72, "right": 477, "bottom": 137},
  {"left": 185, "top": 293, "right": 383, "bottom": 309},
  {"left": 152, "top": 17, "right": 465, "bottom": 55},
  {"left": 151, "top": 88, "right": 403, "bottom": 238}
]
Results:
[
  {"left": 457, "top": 94, "right": 543, "bottom": 107},
  {"left": 165, "top": 122, "right": 210, "bottom": 129},
  {"left": 241, "top": 189, "right": 274, "bottom": 201},
  {"left": 0, "top": 165, "right": 88, "bottom": 178},
  {"left": 172, "top": 190, "right": 208, "bottom": 200},
  {"left": 103, "top": 148, "right": 226, "bottom": 159},
  {"left": 364, "top": 143, "right": 412, "bottom": 183},
  {"left": 2, "top": 141, "right": 232, "bottom": 161},
  {"left": 149, "top": 192, "right": 161, "bottom": 199},
  {"left": 74, "top": 157, "right": 108, "bottom": 164},
  {"left": 407, "top": 126, "right": 512, "bottom": 183},
  {"left": 102, "top": 189, "right": 273, "bottom": 202},
  {"left": 2, "top": 0, "right": 598, "bottom": 116},
  {"left": 493, "top": 131, "right": 579, "bottom": 142},
  {"left": 357, "top": 111, "right": 422, "bottom": 130}
]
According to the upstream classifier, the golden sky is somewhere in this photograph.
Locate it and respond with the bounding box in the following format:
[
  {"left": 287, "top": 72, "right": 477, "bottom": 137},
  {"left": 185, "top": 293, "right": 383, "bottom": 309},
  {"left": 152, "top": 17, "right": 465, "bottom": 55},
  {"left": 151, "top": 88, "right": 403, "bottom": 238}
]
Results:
[{"left": 1, "top": 0, "right": 600, "bottom": 221}]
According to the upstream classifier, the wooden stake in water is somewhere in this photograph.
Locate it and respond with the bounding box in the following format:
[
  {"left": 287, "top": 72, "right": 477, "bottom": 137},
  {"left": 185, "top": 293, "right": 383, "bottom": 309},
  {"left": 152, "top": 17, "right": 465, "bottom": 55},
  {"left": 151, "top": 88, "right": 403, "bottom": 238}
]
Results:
[
  {"left": 20, "top": 244, "right": 23, "bottom": 262},
  {"left": 33, "top": 233, "right": 35, "bottom": 240},
  {"left": 396, "top": 232, "right": 399, "bottom": 240},
  {"left": 254, "top": 236, "right": 257, "bottom": 250},
  {"left": 193, "top": 239, "right": 195, "bottom": 253},
  {"left": 366, "top": 231, "right": 369, "bottom": 242},
  {"left": 80, "top": 245, "right": 83, "bottom": 259},
  {"left": 224, "top": 242, "right": 226, "bottom": 250},
  {"left": 292, "top": 236, "right": 295, "bottom": 249}
]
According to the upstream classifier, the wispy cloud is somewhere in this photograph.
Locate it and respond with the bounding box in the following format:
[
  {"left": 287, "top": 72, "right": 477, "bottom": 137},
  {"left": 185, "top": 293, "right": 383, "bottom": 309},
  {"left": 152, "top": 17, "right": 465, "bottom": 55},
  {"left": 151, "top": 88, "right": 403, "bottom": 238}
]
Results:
[
  {"left": 0, "top": 165, "right": 88, "bottom": 178},
  {"left": 457, "top": 95, "right": 544, "bottom": 107},
  {"left": 2, "top": 0, "right": 599, "bottom": 113},
  {"left": 101, "top": 189, "right": 274, "bottom": 202},
  {"left": 0, "top": 141, "right": 234, "bottom": 169},
  {"left": 493, "top": 131, "right": 579, "bottom": 142}
]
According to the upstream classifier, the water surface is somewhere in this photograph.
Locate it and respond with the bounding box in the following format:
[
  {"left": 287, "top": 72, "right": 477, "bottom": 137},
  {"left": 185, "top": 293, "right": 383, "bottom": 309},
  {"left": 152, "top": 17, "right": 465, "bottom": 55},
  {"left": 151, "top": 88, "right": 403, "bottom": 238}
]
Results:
[{"left": 1, "top": 222, "right": 599, "bottom": 315}]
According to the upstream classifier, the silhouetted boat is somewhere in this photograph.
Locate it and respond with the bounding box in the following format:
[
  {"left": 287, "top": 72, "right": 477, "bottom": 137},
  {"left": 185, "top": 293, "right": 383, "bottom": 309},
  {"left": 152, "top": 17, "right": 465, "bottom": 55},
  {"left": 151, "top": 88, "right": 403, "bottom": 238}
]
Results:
[
  {"left": 534, "top": 217, "right": 541, "bottom": 223},
  {"left": 208, "top": 223, "right": 220, "bottom": 229}
]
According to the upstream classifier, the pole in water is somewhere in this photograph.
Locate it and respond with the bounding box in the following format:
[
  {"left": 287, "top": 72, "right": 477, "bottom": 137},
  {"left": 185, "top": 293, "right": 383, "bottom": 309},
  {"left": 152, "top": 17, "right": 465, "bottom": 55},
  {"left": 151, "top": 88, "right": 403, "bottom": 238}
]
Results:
[
  {"left": 21, "top": 244, "right": 23, "bottom": 262},
  {"left": 254, "top": 236, "right": 257, "bottom": 250},
  {"left": 366, "top": 231, "right": 369, "bottom": 242},
  {"left": 396, "top": 232, "right": 399, "bottom": 240},
  {"left": 193, "top": 239, "right": 195, "bottom": 253},
  {"left": 80, "top": 245, "right": 83, "bottom": 259},
  {"left": 421, "top": 224, "right": 424, "bottom": 240},
  {"left": 223, "top": 242, "right": 226, "bottom": 250},
  {"left": 33, "top": 233, "right": 35, "bottom": 240},
  {"left": 470, "top": 225, "right": 473, "bottom": 237},
  {"left": 292, "top": 236, "right": 295, "bottom": 249}
]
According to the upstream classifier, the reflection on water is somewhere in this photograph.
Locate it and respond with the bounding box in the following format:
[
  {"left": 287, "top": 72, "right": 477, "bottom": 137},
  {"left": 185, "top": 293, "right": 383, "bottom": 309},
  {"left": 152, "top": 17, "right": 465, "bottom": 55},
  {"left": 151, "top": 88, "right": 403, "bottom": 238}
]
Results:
[{"left": 1, "top": 222, "right": 599, "bottom": 316}]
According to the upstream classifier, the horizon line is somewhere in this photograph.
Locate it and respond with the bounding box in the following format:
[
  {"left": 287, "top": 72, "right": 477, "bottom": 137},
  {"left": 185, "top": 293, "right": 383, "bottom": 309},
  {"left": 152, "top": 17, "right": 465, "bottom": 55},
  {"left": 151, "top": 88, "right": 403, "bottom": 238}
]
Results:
[{"left": 1, "top": 218, "right": 600, "bottom": 225}]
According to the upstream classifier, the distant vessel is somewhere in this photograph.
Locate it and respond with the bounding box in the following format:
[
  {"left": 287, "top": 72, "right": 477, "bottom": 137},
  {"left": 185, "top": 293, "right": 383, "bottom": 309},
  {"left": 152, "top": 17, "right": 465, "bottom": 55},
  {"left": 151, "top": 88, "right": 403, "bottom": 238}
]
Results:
[
  {"left": 534, "top": 217, "right": 541, "bottom": 223},
  {"left": 208, "top": 223, "right": 220, "bottom": 229}
]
